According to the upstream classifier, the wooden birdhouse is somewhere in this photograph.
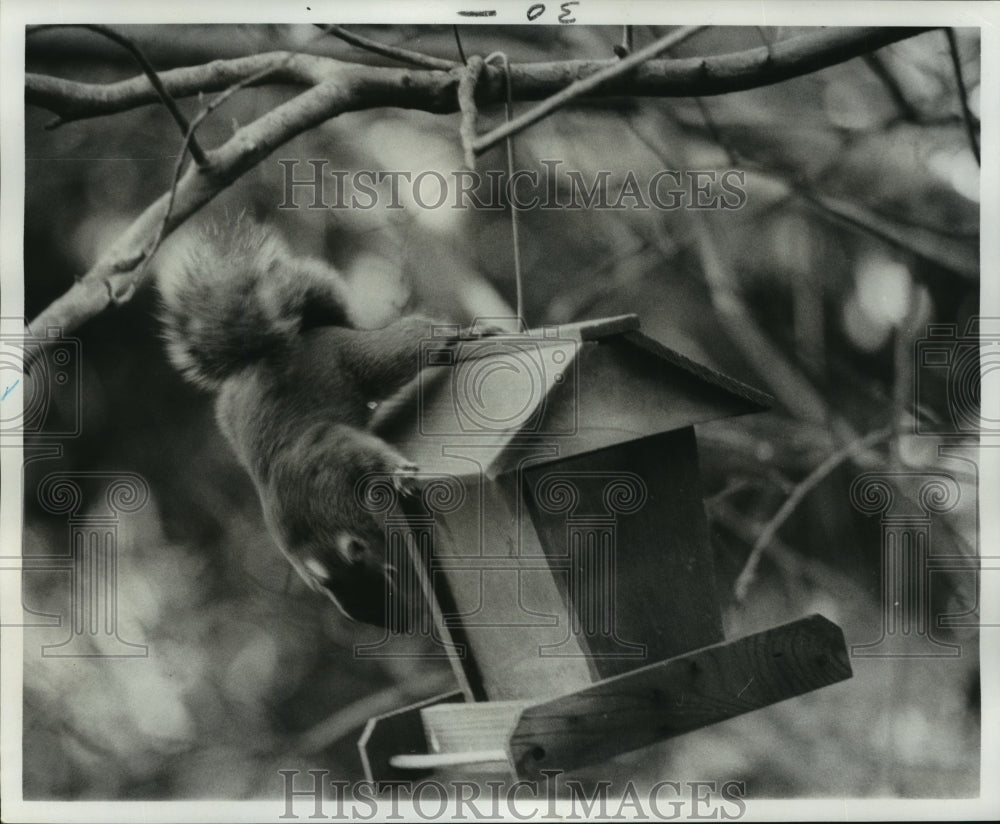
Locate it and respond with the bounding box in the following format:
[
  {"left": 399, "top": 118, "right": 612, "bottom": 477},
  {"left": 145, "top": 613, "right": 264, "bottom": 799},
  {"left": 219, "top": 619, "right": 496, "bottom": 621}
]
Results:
[{"left": 357, "top": 315, "right": 851, "bottom": 780}]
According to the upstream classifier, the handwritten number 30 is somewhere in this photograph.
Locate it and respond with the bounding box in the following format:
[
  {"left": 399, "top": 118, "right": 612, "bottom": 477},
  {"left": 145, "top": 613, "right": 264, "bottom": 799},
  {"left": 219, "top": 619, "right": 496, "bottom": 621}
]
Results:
[{"left": 527, "top": 2, "right": 579, "bottom": 23}]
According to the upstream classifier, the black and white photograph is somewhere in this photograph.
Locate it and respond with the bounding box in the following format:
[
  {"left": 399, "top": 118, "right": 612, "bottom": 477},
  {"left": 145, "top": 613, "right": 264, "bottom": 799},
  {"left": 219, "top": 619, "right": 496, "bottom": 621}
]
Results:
[{"left": 1, "top": 1, "right": 997, "bottom": 820}]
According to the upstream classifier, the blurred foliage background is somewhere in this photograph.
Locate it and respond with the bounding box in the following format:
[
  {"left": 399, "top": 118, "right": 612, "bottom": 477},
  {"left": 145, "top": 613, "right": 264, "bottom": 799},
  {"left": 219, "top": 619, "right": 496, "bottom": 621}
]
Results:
[{"left": 20, "top": 24, "right": 981, "bottom": 800}]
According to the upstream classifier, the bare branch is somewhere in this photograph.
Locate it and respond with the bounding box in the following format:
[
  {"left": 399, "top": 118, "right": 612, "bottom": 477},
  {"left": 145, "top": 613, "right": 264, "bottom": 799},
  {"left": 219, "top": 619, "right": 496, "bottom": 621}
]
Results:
[
  {"left": 28, "top": 24, "right": 207, "bottom": 166},
  {"left": 668, "top": 106, "right": 979, "bottom": 280},
  {"left": 690, "top": 211, "right": 835, "bottom": 427},
  {"left": 457, "top": 55, "right": 486, "bottom": 170},
  {"left": 472, "top": 26, "right": 705, "bottom": 156},
  {"left": 142, "top": 48, "right": 317, "bottom": 273},
  {"left": 862, "top": 52, "right": 921, "bottom": 122},
  {"left": 27, "top": 28, "right": 935, "bottom": 127},
  {"left": 733, "top": 427, "right": 894, "bottom": 602},
  {"left": 488, "top": 26, "right": 934, "bottom": 103},
  {"left": 944, "top": 28, "right": 980, "bottom": 165},
  {"left": 27, "top": 77, "right": 377, "bottom": 337},
  {"left": 709, "top": 499, "right": 862, "bottom": 598},
  {"left": 318, "top": 23, "right": 459, "bottom": 71},
  {"left": 26, "top": 52, "right": 325, "bottom": 126},
  {"left": 25, "top": 26, "right": 937, "bottom": 338},
  {"left": 801, "top": 191, "right": 979, "bottom": 280}
]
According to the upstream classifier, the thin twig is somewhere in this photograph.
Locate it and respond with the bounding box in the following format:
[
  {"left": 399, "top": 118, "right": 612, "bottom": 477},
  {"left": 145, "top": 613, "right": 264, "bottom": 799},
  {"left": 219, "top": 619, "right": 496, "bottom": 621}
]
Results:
[
  {"left": 457, "top": 55, "right": 485, "bottom": 170},
  {"left": 863, "top": 52, "right": 921, "bottom": 122},
  {"left": 25, "top": 27, "right": 936, "bottom": 339},
  {"left": 28, "top": 28, "right": 934, "bottom": 127},
  {"left": 944, "top": 28, "right": 980, "bottom": 165},
  {"left": 694, "top": 97, "right": 739, "bottom": 164},
  {"left": 318, "top": 23, "right": 458, "bottom": 71},
  {"left": 28, "top": 24, "right": 208, "bottom": 166},
  {"left": 733, "top": 427, "right": 894, "bottom": 602},
  {"left": 27, "top": 53, "right": 320, "bottom": 128},
  {"left": 801, "top": 190, "right": 979, "bottom": 281},
  {"left": 710, "top": 499, "right": 862, "bottom": 598},
  {"left": 472, "top": 26, "right": 704, "bottom": 156},
  {"left": 485, "top": 51, "right": 525, "bottom": 322},
  {"left": 689, "top": 210, "right": 834, "bottom": 426},
  {"left": 142, "top": 32, "right": 335, "bottom": 270},
  {"left": 453, "top": 25, "right": 467, "bottom": 64}
]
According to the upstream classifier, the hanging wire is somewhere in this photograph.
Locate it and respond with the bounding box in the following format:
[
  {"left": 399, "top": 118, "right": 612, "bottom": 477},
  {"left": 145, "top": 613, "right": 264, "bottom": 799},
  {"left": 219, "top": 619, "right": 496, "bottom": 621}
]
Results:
[
  {"left": 483, "top": 51, "right": 524, "bottom": 323},
  {"left": 452, "top": 24, "right": 468, "bottom": 64}
]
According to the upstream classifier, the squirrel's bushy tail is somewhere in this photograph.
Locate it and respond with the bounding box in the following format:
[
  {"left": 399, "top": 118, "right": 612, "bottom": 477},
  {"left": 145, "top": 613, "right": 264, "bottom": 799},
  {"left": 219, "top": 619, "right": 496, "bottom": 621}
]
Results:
[{"left": 157, "top": 219, "right": 352, "bottom": 388}]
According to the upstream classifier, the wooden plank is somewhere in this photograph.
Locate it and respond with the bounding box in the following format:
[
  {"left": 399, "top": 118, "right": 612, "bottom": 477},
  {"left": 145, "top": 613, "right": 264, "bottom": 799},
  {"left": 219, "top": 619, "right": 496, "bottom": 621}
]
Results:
[
  {"left": 430, "top": 470, "right": 597, "bottom": 701},
  {"left": 575, "top": 313, "right": 641, "bottom": 340},
  {"left": 523, "top": 429, "right": 724, "bottom": 679},
  {"left": 507, "top": 614, "right": 852, "bottom": 778},
  {"left": 377, "top": 319, "right": 771, "bottom": 482},
  {"left": 621, "top": 330, "right": 773, "bottom": 410},
  {"left": 421, "top": 700, "right": 534, "bottom": 754},
  {"left": 358, "top": 690, "right": 464, "bottom": 783}
]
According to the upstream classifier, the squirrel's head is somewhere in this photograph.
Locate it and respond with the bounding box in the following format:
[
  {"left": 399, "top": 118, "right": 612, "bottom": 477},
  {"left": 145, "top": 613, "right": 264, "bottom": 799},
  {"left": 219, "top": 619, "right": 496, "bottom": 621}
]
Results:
[{"left": 292, "top": 530, "right": 414, "bottom": 630}]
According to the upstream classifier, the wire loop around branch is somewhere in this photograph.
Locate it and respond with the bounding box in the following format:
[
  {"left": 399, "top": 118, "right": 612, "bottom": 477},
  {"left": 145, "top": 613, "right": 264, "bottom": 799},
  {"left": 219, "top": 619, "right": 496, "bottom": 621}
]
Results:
[
  {"left": 457, "top": 55, "right": 486, "bottom": 170},
  {"left": 23, "top": 27, "right": 936, "bottom": 339}
]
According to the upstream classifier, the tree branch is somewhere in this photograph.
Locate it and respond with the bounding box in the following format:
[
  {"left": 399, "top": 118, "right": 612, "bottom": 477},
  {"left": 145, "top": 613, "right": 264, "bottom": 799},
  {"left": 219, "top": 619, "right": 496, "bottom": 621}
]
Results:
[
  {"left": 733, "top": 426, "right": 894, "bottom": 602},
  {"left": 471, "top": 26, "right": 704, "bottom": 156},
  {"left": 319, "top": 23, "right": 459, "bottom": 71},
  {"left": 26, "top": 77, "right": 378, "bottom": 337},
  {"left": 31, "top": 24, "right": 208, "bottom": 165},
  {"left": 801, "top": 190, "right": 979, "bottom": 280},
  {"left": 27, "top": 28, "right": 934, "bottom": 127},
  {"left": 944, "top": 27, "right": 980, "bottom": 165},
  {"left": 25, "top": 26, "right": 936, "bottom": 338},
  {"left": 457, "top": 55, "right": 486, "bottom": 169},
  {"left": 141, "top": 47, "right": 321, "bottom": 277},
  {"left": 862, "top": 51, "right": 921, "bottom": 122},
  {"left": 26, "top": 52, "right": 326, "bottom": 127}
]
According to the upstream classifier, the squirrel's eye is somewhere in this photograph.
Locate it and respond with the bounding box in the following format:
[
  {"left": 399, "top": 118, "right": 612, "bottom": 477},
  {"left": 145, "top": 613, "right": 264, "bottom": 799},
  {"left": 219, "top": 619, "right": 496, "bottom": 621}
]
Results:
[
  {"left": 303, "top": 557, "right": 330, "bottom": 582},
  {"left": 336, "top": 533, "right": 367, "bottom": 565}
]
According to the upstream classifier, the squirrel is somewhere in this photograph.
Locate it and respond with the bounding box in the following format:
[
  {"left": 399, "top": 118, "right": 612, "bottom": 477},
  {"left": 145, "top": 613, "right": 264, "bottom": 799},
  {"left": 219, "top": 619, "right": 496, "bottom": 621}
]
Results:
[{"left": 157, "top": 219, "right": 472, "bottom": 628}]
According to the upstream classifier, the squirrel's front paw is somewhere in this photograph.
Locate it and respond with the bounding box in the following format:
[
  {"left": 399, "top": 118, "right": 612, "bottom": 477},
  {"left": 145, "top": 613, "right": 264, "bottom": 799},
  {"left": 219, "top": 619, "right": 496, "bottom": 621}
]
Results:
[{"left": 392, "top": 461, "right": 420, "bottom": 497}]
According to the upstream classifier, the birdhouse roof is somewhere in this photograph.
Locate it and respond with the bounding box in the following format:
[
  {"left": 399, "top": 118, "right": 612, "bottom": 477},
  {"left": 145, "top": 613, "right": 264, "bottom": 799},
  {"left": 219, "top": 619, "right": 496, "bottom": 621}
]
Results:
[{"left": 375, "top": 314, "right": 771, "bottom": 478}]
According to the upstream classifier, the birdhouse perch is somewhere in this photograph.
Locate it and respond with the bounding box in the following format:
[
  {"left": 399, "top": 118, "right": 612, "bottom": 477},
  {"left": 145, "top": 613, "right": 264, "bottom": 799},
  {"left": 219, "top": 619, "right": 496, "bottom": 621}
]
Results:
[{"left": 358, "top": 314, "right": 852, "bottom": 781}]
